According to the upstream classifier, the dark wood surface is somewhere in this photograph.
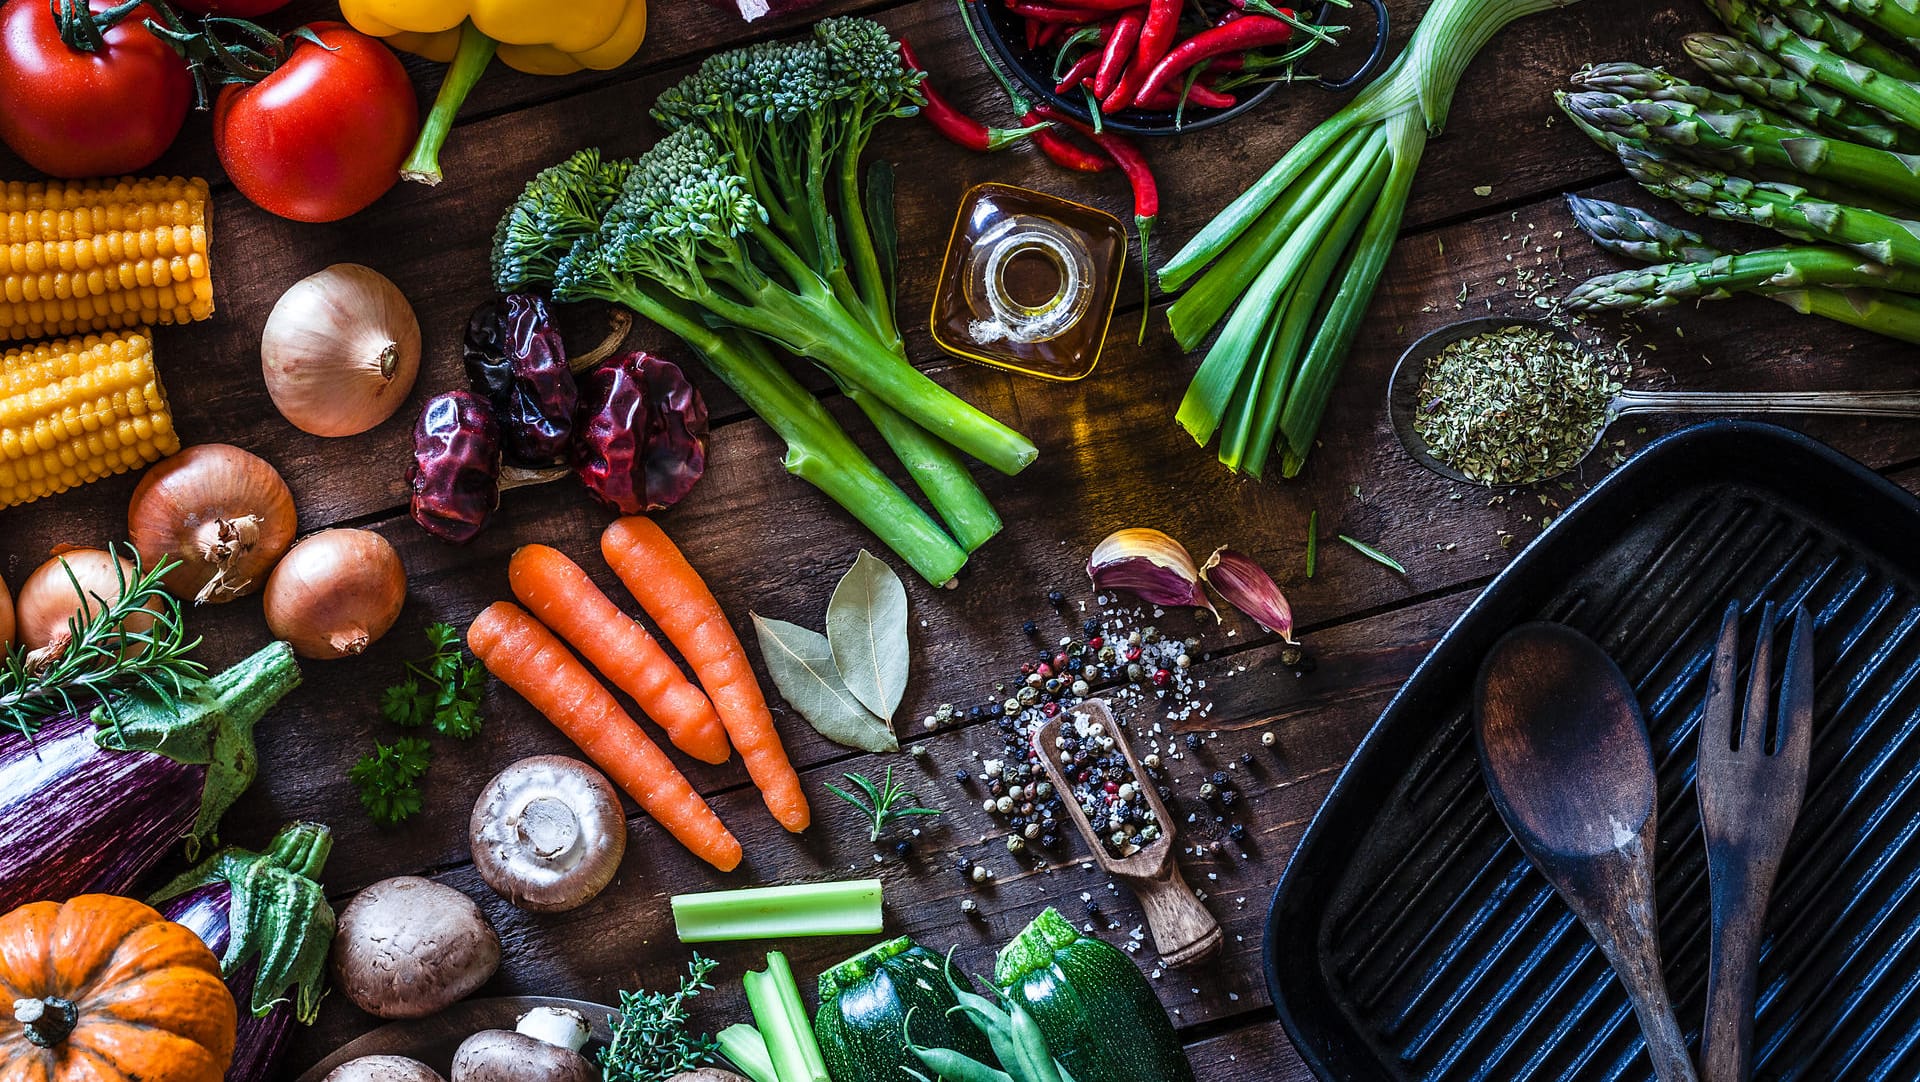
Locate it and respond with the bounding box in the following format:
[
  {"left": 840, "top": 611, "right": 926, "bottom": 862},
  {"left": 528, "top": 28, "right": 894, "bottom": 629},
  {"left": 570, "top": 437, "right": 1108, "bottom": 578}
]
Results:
[{"left": 3, "top": 0, "right": 1919, "bottom": 1075}]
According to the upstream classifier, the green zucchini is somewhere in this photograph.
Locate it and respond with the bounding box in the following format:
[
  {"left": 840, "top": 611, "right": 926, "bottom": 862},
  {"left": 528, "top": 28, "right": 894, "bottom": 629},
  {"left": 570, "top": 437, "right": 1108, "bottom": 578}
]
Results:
[
  {"left": 992, "top": 909, "right": 1195, "bottom": 1082},
  {"left": 815, "top": 936, "right": 994, "bottom": 1082}
]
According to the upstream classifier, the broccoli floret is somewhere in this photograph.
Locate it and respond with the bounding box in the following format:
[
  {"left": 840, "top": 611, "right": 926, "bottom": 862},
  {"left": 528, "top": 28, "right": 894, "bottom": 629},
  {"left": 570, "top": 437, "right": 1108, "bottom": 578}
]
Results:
[{"left": 492, "top": 148, "right": 631, "bottom": 292}]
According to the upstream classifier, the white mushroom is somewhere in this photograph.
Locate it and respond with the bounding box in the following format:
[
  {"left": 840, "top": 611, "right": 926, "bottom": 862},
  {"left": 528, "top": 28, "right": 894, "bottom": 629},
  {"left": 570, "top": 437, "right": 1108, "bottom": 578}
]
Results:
[
  {"left": 330, "top": 876, "right": 502, "bottom": 1019},
  {"left": 324, "top": 1055, "right": 447, "bottom": 1082},
  {"left": 452, "top": 1005, "right": 597, "bottom": 1082},
  {"left": 470, "top": 756, "right": 627, "bottom": 912}
]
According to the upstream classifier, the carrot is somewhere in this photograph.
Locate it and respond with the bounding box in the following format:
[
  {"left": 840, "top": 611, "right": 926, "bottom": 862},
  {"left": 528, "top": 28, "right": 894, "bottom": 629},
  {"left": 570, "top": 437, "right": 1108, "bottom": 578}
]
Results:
[
  {"left": 509, "top": 544, "right": 732, "bottom": 765},
  {"left": 467, "top": 601, "right": 744, "bottom": 872},
  {"left": 601, "top": 517, "right": 811, "bottom": 833}
]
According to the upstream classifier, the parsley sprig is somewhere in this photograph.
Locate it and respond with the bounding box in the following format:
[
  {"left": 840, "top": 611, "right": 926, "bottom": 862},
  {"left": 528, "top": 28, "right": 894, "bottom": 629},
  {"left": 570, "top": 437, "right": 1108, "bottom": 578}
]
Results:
[
  {"left": 348, "top": 737, "right": 432, "bottom": 826},
  {"left": 380, "top": 622, "right": 486, "bottom": 738},
  {"left": 352, "top": 623, "right": 488, "bottom": 826},
  {"left": 599, "top": 954, "right": 719, "bottom": 1082}
]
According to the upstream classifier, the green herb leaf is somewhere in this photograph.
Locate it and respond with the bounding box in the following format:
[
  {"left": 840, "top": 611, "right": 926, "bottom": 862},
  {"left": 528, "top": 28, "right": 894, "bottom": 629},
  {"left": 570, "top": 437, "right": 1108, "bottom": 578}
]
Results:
[
  {"left": 752, "top": 614, "right": 897, "bottom": 753},
  {"left": 1339, "top": 534, "right": 1406, "bottom": 574},
  {"left": 825, "top": 550, "right": 910, "bottom": 722},
  {"left": 600, "top": 954, "right": 719, "bottom": 1082},
  {"left": 350, "top": 737, "right": 432, "bottom": 826},
  {"left": 387, "top": 622, "right": 487, "bottom": 739},
  {"left": 825, "top": 767, "right": 941, "bottom": 843},
  {"left": 1306, "top": 510, "right": 1319, "bottom": 579},
  {"left": 380, "top": 678, "right": 428, "bottom": 728}
]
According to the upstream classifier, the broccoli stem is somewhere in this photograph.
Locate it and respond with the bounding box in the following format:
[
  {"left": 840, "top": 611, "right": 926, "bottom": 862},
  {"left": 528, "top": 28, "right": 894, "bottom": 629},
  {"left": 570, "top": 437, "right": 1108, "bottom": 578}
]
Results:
[
  {"left": 613, "top": 287, "right": 969, "bottom": 584},
  {"left": 402, "top": 19, "right": 497, "bottom": 186},
  {"left": 837, "top": 137, "right": 897, "bottom": 345},
  {"left": 839, "top": 381, "right": 1003, "bottom": 551}
]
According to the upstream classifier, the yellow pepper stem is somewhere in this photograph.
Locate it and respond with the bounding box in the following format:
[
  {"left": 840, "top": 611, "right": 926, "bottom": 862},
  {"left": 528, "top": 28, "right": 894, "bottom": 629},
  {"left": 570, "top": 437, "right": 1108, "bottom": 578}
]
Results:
[{"left": 402, "top": 19, "right": 498, "bottom": 186}]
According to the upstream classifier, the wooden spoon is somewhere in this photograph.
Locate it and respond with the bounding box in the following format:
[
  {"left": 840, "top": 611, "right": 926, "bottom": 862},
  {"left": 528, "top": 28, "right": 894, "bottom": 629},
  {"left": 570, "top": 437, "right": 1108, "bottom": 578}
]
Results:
[
  {"left": 1474, "top": 623, "right": 1698, "bottom": 1082},
  {"left": 1031, "top": 698, "right": 1222, "bottom": 966}
]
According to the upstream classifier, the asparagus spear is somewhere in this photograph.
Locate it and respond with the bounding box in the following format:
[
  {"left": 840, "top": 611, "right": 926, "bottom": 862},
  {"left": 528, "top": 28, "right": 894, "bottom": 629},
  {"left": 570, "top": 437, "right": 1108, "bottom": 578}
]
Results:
[
  {"left": 1564, "top": 194, "right": 1920, "bottom": 341},
  {"left": 1621, "top": 145, "right": 1920, "bottom": 266},
  {"left": 1817, "top": 0, "right": 1920, "bottom": 56},
  {"left": 1749, "top": 0, "right": 1920, "bottom": 80},
  {"left": 1568, "top": 245, "right": 1920, "bottom": 308},
  {"left": 1703, "top": 0, "right": 1920, "bottom": 126},
  {"left": 1683, "top": 32, "right": 1915, "bottom": 148},
  {"left": 1572, "top": 62, "right": 1806, "bottom": 130},
  {"left": 1559, "top": 90, "right": 1920, "bottom": 204}
]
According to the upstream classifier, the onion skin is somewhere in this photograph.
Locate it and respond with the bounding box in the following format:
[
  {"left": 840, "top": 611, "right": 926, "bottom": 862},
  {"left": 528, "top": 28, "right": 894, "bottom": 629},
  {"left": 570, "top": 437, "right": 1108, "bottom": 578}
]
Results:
[
  {"left": 264, "top": 529, "right": 407, "bottom": 660},
  {"left": 262, "top": 264, "right": 422, "bottom": 438},
  {"left": 129, "top": 444, "right": 298, "bottom": 604},
  {"left": 15, "top": 548, "right": 160, "bottom": 655},
  {"left": 0, "top": 577, "right": 13, "bottom": 651}
]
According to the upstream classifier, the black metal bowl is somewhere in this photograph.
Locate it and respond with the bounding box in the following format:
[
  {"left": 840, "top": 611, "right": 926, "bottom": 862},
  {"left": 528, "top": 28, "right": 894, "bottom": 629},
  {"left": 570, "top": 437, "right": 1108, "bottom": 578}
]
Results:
[{"left": 961, "top": 0, "right": 1389, "bottom": 136}]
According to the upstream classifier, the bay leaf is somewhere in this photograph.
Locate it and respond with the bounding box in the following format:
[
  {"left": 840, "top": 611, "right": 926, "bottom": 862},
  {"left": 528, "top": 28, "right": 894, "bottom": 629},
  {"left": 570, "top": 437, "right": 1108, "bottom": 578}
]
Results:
[
  {"left": 752, "top": 613, "right": 898, "bottom": 753},
  {"left": 826, "top": 550, "right": 910, "bottom": 722}
]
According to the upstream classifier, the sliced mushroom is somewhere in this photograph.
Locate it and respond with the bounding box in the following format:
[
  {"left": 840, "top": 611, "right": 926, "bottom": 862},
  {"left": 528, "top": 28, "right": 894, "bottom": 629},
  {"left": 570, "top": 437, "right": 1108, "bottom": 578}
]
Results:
[
  {"left": 470, "top": 755, "right": 626, "bottom": 912},
  {"left": 324, "top": 1055, "right": 447, "bottom": 1082},
  {"left": 330, "top": 876, "right": 502, "bottom": 1019},
  {"left": 452, "top": 1005, "right": 597, "bottom": 1082}
]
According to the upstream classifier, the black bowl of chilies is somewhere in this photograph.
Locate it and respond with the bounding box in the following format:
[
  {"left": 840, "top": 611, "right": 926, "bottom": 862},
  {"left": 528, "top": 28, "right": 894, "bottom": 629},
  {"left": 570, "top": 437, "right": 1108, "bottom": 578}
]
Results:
[
  {"left": 407, "top": 294, "right": 711, "bottom": 544},
  {"left": 962, "top": 0, "right": 1388, "bottom": 135}
]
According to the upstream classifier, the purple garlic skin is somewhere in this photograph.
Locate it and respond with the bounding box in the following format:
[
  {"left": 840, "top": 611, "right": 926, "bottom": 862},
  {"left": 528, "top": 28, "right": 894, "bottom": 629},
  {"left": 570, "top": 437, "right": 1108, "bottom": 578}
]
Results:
[
  {"left": 409, "top": 391, "right": 502, "bottom": 544},
  {"left": 1202, "top": 547, "right": 1297, "bottom": 641},
  {"left": 574, "top": 350, "right": 710, "bottom": 514}
]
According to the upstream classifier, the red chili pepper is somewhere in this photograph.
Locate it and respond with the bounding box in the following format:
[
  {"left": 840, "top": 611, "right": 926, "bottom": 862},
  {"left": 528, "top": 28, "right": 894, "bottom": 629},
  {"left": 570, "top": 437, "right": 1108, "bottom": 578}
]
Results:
[
  {"left": 1036, "top": 20, "right": 1064, "bottom": 44},
  {"left": 900, "top": 40, "right": 1048, "bottom": 153},
  {"left": 1043, "top": 0, "right": 1153, "bottom": 10},
  {"left": 1054, "top": 50, "right": 1101, "bottom": 93},
  {"left": 1105, "top": 0, "right": 1180, "bottom": 111},
  {"left": 1093, "top": 11, "right": 1143, "bottom": 99},
  {"left": 1008, "top": 1, "right": 1102, "bottom": 22},
  {"left": 1033, "top": 104, "right": 1157, "bottom": 340},
  {"left": 1020, "top": 108, "right": 1114, "bottom": 172},
  {"left": 1131, "top": 14, "right": 1294, "bottom": 105},
  {"left": 1136, "top": 81, "right": 1236, "bottom": 109}
]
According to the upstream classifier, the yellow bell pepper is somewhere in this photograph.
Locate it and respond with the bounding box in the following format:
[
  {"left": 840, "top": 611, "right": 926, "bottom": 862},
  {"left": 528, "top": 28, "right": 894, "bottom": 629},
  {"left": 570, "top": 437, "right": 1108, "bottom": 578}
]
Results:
[{"left": 339, "top": 0, "right": 647, "bottom": 184}]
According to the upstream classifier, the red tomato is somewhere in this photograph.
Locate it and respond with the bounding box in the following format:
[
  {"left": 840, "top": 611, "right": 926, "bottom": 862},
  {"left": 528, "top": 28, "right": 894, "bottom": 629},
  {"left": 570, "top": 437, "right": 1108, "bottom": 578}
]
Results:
[
  {"left": 0, "top": 0, "right": 192, "bottom": 177},
  {"left": 214, "top": 23, "right": 420, "bottom": 223},
  {"left": 171, "top": 0, "right": 291, "bottom": 14}
]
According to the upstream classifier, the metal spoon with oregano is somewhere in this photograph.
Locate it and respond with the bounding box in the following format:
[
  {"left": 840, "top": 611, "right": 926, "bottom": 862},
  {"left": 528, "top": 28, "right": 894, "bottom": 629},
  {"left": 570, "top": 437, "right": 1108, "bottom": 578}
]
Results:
[{"left": 0, "top": 547, "right": 203, "bottom": 738}]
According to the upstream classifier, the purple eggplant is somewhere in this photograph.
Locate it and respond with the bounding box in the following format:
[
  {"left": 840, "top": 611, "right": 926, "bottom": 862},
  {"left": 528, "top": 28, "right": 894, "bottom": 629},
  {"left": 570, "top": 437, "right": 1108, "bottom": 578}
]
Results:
[
  {"left": 153, "top": 822, "right": 337, "bottom": 1082},
  {"left": 0, "top": 641, "right": 301, "bottom": 911}
]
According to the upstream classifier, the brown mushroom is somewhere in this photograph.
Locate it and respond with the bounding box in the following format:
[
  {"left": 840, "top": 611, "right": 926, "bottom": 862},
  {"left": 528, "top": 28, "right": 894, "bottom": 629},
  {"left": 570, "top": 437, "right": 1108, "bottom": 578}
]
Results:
[
  {"left": 452, "top": 1005, "right": 597, "bottom": 1082},
  {"left": 470, "top": 756, "right": 626, "bottom": 912},
  {"left": 330, "top": 876, "right": 501, "bottom": 1019},
  {"left": 323, "top": 1055, "right": 447, "bottom": 1082}
]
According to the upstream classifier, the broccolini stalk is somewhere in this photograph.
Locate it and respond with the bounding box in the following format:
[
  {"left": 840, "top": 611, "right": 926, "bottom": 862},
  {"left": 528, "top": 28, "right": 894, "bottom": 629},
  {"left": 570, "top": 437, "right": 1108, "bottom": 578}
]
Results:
[
  {"left": 494, "top": 149, "right": 968, "bottom": 584},
  {"left": 650, "top": 24, "right": 1003, "bottom": 550}
]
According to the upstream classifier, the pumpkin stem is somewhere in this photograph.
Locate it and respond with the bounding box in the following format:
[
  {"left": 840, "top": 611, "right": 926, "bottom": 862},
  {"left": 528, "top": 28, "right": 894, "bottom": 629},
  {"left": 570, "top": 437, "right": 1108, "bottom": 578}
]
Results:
[{"left": 12, "top": 996, "right": 79, "bottom": 1047}]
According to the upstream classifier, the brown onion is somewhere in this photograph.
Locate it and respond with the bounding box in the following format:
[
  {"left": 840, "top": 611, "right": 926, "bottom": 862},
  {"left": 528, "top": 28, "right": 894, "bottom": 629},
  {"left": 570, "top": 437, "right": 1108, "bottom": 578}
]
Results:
[
  {"left": 262, "top": 264, "right": 422, "bottom": 437},
  {"left": 263, "top": 529, "right": 407, "bottom": 659},
  {"left": 15, "top": 548, "right": 160, "bottom": 657},
  {"left": 129, "top": 444, "right": 298, "bottom": 604},
  {"left": 0, "top": 576, "right": 13, "bottom": 652}
]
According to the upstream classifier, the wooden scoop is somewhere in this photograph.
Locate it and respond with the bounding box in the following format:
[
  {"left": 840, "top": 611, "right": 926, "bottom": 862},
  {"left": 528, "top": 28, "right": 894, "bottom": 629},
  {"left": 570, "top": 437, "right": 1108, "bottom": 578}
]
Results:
[{"left": 1031, "top": 698, "right": 1222, "bottom": 966}]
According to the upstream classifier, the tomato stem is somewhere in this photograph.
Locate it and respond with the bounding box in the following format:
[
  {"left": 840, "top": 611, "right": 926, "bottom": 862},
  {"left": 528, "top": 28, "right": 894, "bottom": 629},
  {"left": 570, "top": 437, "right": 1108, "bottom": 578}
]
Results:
[
  {"left": 53, "top": 0, "right": 145, "bottom": 53},
  {"left": 402, "top": 19, "right": 497, "bottom": 187}
]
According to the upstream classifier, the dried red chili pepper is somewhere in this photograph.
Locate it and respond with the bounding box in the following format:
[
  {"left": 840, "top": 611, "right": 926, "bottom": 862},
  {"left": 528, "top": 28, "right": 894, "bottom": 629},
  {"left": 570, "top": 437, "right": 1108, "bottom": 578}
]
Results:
[
  {"left": 408, "top": 390, "right": 502, "bottom": 545},
  {"left": 1131, "top": 13, "right": 1294, "bottom": 105},
  {"left": 463, "top": 293, "right": 578, "bottom": 467},
  {"left": 1094, "top": 11, "right": 1143, "bottom": 99},
  {"left": 573, "top": 351, "right": 710, "bottom": 514},
  {"left": 899, "top": 39, "right": 1047, "bottom": 152}
]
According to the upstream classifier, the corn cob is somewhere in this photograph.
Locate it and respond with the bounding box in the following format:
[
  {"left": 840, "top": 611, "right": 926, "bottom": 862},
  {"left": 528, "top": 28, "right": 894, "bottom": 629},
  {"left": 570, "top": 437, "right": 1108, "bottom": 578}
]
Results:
[
  {"left": 0, "top": 328, "right": 180, "bottom": 508},
  {"left": 1, "top": 177, "right": 214, "bottom": 343}
]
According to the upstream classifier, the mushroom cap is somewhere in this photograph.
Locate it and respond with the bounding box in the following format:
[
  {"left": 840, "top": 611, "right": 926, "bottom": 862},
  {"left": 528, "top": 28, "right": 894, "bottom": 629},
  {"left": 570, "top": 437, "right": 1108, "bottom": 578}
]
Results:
[
  {"left": 470, "top": 755, "right": 627, "bottom": 913},
  {"left": 323, "top": 1055, "right": 447, "bottom": 1082},
  {"left": 452, "top": 1029, "right": 597, "bottom": 1082},
  {"left": 330, "top": 876, "right": 502, "bottom": 1020}
]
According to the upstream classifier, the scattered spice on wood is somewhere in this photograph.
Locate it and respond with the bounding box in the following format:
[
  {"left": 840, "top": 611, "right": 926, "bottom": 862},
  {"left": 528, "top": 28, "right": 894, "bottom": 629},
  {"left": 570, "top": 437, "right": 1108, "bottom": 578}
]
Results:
[{"left": 1412, "top": 324, "right": 1620, "bottom": 485}]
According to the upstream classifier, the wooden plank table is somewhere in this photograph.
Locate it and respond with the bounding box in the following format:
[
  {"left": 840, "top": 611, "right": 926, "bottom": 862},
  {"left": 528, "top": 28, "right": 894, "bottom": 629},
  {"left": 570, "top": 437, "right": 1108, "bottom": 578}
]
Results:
[{"left": 3, "top": 0, "right": 1917, "bottom": 1075}]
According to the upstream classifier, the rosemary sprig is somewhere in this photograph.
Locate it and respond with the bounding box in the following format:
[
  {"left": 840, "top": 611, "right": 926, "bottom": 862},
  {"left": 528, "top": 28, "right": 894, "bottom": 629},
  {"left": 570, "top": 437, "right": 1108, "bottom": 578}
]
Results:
[
  {"left": 0, "top": 546, "right": 204, "bottom": 738},
  {"left": 825, "top": 766, "right": 942, "bottom": 843}
]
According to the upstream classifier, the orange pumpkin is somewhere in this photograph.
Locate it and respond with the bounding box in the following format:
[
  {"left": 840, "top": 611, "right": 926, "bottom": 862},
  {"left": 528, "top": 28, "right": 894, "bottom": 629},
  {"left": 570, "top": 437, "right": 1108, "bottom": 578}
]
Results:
[{"left": 0, "top": 894, "right": 237, "bottom": 1082}]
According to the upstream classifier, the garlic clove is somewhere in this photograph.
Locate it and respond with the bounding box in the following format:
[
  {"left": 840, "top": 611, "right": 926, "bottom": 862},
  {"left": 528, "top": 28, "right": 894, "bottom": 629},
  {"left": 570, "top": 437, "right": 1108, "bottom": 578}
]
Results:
[
  {"left": 1201, "top": 547, "right": 1298, "bottom": 643},
  {"left": 1086, "top": 528, "right": 1216, "bottom": 615}
]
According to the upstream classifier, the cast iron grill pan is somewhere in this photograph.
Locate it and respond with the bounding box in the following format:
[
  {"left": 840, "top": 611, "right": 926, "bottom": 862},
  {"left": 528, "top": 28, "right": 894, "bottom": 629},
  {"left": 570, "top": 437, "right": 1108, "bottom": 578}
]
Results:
[{"left": 1265, "top": 421, "right": 1920, "bottom": 1081}]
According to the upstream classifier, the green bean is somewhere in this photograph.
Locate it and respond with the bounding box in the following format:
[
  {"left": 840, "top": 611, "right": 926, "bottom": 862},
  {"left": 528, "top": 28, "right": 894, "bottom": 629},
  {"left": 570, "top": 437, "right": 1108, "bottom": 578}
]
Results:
[
  {"left": 1006, "top": 998, "right": 1064, "bottom": 1082},
  {"left": 912, "top": 1044, "right": 1016, "bottom": 1082}
]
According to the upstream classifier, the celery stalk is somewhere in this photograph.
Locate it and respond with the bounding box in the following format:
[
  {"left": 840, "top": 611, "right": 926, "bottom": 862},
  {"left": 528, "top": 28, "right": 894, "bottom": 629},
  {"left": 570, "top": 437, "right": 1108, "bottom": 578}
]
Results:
[
  {"left": 746, "top": 952, "right": 830, "bottom": 1082},
  {"left": 719, "top": 1024, "right": 780, "bottom": 1082},
  {"left": 671, "top": 879, "right": 884, "bottom": 942}
]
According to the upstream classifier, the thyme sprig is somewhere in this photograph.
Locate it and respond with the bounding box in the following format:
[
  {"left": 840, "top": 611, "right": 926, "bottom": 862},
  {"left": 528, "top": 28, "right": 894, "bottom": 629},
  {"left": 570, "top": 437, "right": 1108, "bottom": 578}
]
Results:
[
  {"left": 599, "top": 954, "right": 719, "bottom": 1082},
  {"left": 825, "top": 766, "right": 943, "bottom": 843},
  {"left": 0, "top": 547, "right": 203, "bottom": 738}
]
